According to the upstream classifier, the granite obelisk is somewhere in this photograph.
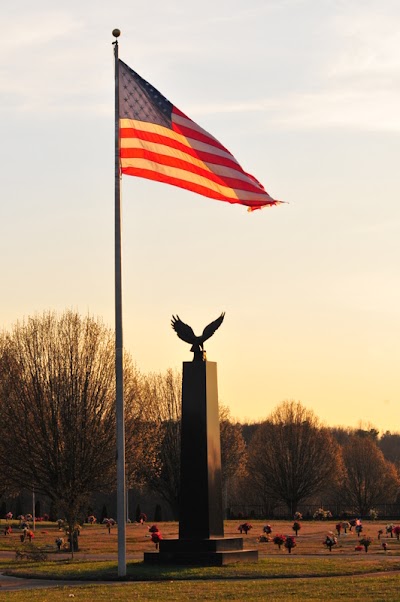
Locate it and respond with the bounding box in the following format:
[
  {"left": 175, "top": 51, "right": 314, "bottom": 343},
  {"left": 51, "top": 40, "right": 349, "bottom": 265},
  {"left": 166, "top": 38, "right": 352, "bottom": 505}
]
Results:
[{"left": 144, "top": 314, "right": 258, "bottom": 565}]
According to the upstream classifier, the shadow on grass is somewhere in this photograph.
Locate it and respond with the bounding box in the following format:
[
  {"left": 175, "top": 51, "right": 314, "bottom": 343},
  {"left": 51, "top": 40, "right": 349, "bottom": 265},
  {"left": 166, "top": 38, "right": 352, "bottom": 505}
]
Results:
[{"left": 4, "top": 556, "right": 400, "bottom": 583}]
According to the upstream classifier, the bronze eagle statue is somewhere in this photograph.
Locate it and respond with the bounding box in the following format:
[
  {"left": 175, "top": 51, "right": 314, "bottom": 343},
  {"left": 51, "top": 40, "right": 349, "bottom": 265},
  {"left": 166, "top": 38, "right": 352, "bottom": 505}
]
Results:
[{"left": 171, "top": 312, "right": 225, "bottom": 361}]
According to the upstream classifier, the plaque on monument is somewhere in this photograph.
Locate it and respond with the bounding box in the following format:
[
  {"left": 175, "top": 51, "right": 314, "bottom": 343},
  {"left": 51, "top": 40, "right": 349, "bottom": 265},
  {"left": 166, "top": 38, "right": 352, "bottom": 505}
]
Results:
[{"left": 144, "top": 314, "right": 258, "bottom": 565}]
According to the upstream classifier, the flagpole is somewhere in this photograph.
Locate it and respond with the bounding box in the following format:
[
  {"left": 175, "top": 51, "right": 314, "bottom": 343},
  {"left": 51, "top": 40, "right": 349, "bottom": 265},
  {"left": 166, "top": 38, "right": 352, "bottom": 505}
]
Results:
[{"left": 113, "top": 28, "right": 126, "bottom": 578}]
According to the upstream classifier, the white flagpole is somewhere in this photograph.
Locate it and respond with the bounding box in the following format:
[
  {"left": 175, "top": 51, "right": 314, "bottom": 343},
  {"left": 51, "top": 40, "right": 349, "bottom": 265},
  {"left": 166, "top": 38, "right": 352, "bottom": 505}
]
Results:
[{"left": 113, "top": 28, "right": 126, "bottom": 577}]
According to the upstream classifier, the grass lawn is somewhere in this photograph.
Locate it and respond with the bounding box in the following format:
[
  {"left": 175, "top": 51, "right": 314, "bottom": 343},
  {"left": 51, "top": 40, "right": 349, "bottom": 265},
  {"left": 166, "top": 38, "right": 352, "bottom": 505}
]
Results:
[
  {"left": 1, "top": 518, "right": 399, "bottom": 558},
  {"left": 0, "top": 574, "right": 400, "bottom": 602},
  {"left": 0, "top": 519, "right": 399, "bottom": 600}
]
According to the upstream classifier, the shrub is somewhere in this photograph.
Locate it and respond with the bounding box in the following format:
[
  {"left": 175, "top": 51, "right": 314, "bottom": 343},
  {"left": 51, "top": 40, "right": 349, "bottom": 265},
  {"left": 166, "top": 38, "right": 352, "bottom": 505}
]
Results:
[
  {"left": 15, "top": 543, "right": 47, "bottom": 561},
  {"left": 154, "top": 504, "right": 162, "bottom": 522}
]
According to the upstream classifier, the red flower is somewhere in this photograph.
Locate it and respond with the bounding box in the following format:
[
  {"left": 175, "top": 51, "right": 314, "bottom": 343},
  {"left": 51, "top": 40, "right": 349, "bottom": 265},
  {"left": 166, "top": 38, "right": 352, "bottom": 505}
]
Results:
[
  {"left": 238, "top": 522, "right": 252, "bottom": 534},
  {"left": 273, "top": 534, "right": 286, "bottom": 549},
  {"left": 284, "top": 536, "right": 296, "bottom": 553}
]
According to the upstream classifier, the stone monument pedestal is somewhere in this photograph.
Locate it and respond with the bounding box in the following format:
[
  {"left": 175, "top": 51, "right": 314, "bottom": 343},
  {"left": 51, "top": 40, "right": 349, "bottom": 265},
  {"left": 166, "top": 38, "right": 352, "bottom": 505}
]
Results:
[
  {"left": 144, "top": 536, "right": 258, "bottom": 565},
  {"left": 144, "top": 360, "right": 258, "bottom": 565}
]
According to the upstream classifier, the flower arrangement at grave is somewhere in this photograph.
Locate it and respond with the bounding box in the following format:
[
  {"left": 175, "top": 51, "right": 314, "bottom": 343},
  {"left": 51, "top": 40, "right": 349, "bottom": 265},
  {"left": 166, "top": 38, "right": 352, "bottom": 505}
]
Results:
[
  {"left": 355, "top": 545, "right": 363, "bottom": 551},
  {"left": 19, "top": 517, "right": 27, "bottom": 529},
  {"left": 355, "top": 523, "right": 363, "bottom": 537},
  {"left": 148, "top": 524, "right": 162, "bottom": 549},
  {"left": 102, "top": 518, "right": 115, "bottom": 526},
  {"left": 263, "top": 524, "right": 272, "bottom": 535},
  {"left": 150, "top": 529, "right": 162, "bottom": 549},
  {"left": 273, "top": 534, "right": 286, "bottom": 550},
  {"left": 102, "top": 518, "right": 114, "bottom": 533},
  {"left": 284, "top": 535, "right": 296, "bottom": 553},
  {"left": 313, "top": 508, "right": 332, "bottom": 520},
  {"left": 341, "top": 521, "right": 350, "bottom": 533},
  {"left": 323, "top": 533, "right": 338, "bottom": 552},
  {"left": 294, "top": 512, "right": 303, "bottom": 521},
  {"left": 258, "top": 534, "right": 270, "bottom": 543},
  {"left": 336, "top": 523, "right": 342, "bottom": 536},
  {"left": 238, "top": 522, "right": 253, "bottom": 535},
  {"left": 368, "top": 508, "right": 378, "bottom": 520},
  {"left": 386, "top": 524, "right": 394, "bottom": 537},
  {"left": 393, "top": 526, "right": 400, "bottom": 540},
  {"left": 377, "top": 529, "right": 384, "bottom": 540},
  {"left": 359, "top": 536, "right": 372, "bottom": 552},
  {"left": 382, "top": 542, "right": 388, "bottom": 551},
  {"left": 5, "top": 512, "right": 13, "bottom": 521},
  {"left": 292, "top": 521, "right": 301, "bottom": 536},
  {"left": 87, "top": 515, "right": 97, "bottom": 524}
]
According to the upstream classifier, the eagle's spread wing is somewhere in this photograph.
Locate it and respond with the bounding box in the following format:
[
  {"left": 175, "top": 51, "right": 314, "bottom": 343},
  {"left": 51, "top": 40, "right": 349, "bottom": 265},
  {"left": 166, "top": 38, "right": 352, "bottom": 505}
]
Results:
[
  {"left": 200, "top": 312, "right": 225, "bottom": 344},
  {"left": 171, "top": 315, "right": 196, "bottom": 345}
]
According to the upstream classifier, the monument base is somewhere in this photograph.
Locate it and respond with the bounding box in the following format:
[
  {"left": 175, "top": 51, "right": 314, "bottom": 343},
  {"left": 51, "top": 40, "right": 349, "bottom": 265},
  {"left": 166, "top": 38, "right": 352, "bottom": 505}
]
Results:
[{"left": 143, "top": 537, "right": 258, "bottom": 566}]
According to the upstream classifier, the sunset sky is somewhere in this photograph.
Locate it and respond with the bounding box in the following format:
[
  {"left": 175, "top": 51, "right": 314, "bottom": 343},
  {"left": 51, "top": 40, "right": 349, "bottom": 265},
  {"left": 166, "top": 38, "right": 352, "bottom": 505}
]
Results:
[{"left": 1, "top": 0, "right": 399, "bottom": 433}]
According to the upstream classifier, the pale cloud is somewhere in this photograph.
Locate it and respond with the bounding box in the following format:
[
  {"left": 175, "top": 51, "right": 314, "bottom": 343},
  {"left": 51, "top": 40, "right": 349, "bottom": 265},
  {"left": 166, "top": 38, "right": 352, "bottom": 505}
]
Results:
[
  {"left": 187, "top": 86, "right": 400, "bottom": 132},
  {"left": 2, "top": 1, "right": 400, "bottom": 132},
  {"left": 0, "top": 12, "right": 83, "bottom": 52},
  {"left": 267, "top": 7, "right": 400, "bottom": 131},
  {"left": 270, "top": 89, "right": 400, "bottom": 132},
  {"left": 330, "top": 10, "right": 400, "bottom": 83}
]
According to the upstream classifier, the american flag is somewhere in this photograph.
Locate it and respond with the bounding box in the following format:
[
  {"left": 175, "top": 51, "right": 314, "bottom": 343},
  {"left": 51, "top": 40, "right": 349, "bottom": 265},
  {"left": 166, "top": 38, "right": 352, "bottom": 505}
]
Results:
[{"left": 119, "top": 60, "right": 281, "bottom": 211}]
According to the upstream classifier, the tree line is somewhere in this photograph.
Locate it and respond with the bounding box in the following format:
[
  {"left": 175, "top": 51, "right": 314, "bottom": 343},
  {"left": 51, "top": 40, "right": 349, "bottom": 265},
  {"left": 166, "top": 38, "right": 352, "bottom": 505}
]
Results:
[{"left": 0, "top": 311, "right": 399, "bottom": 531}]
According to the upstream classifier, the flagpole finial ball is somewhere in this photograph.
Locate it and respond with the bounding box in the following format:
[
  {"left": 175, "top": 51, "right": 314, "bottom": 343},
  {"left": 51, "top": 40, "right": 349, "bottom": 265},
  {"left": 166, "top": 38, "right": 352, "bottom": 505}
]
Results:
[{"left": 112, "top": 29, "right": 121, "bottom": 38}]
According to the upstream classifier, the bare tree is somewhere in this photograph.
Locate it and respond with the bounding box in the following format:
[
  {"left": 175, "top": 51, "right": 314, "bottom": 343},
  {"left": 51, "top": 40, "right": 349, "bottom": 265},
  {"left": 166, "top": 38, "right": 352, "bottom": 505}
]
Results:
[
  {"left": 124, "top": 361, "right": 161, "bottom": 491},
  {"left": 0, "top": 311, "right": 120, "bottom": 552},
  {"left": 219, "top": 405, "right": 247, "bottom": 508},
  {"left": 378, "top": 432, "right": 400, "bottom": 471},
  {"left": 136, "top": 369, "right": 182, "bottom": 518},
  {"left": 341, "top": 435, "right": 400, "bottom": 515},
  {"left": 247, "top": 401, "right": 342, "bottom": 515},
  {"left": 219, "top": 406, "right": 247, "bottom": 482}
]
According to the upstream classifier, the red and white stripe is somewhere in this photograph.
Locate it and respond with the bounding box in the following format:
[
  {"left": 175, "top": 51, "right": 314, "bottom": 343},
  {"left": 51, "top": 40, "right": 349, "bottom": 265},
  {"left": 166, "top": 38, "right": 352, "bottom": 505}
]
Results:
[{"left": 120, "top": 107, "right": 280, "bottom": 211}]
